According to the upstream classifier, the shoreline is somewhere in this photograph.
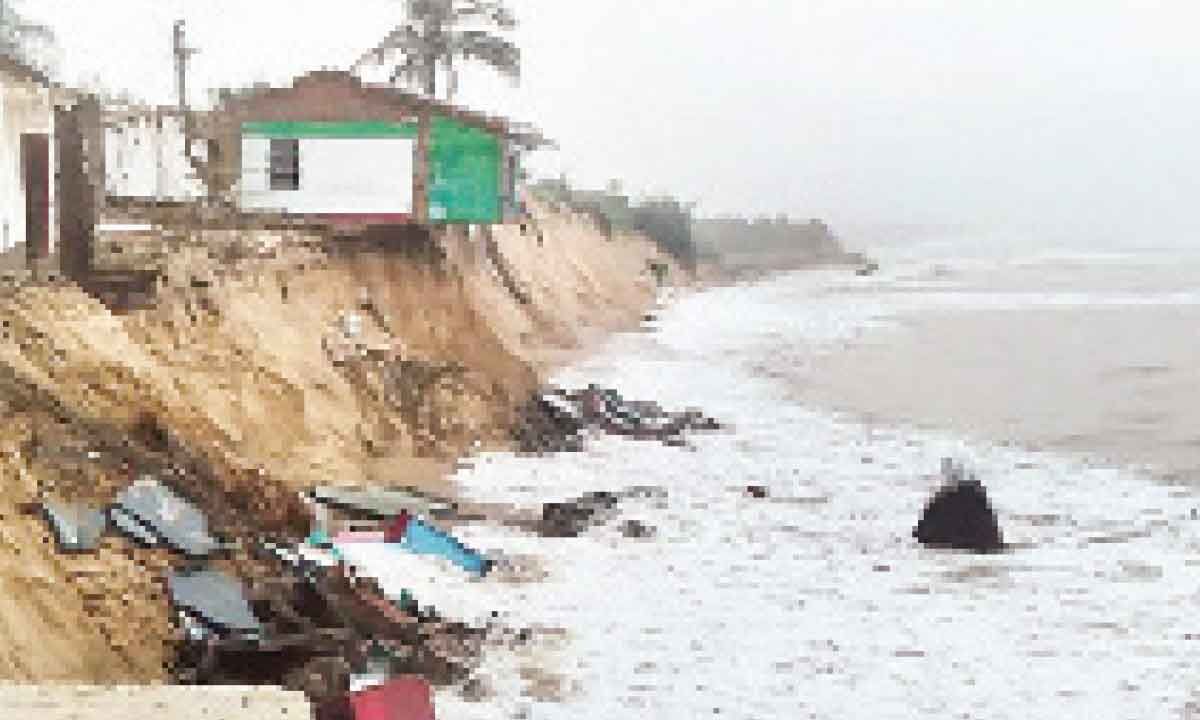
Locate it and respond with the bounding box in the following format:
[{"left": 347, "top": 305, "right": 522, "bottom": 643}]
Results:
[
  {"left": 427, "top": 262, "right": 1200, "bottom": 719},
  {"left": 693, "top": 250, "right": 872, "bottom": 289}
]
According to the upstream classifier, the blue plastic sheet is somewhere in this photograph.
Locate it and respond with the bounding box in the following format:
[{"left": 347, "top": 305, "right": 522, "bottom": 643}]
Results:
[{"left": 400, "top": 519, "right": 488, "bottom": 576}]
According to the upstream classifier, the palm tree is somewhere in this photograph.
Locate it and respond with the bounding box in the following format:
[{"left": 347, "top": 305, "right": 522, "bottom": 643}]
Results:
[
  {"left": 354, "top": 0, "right": 519, "bottom": 101},
  {"left": 0, "top": 0, "right": 52, "bottom": 67}
]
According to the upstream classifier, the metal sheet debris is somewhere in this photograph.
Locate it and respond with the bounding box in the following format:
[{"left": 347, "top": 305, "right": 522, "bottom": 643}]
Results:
[
  {"left": 167, "top": 568, "right": 263, "bottom": 636},
  {"left": 41, "top": 501, "right": 108, "bottom": 552},
  {"left": 108, "top": 505, "right": 163, "bottom": 547},
  {"left": 114, "top": 477, "right": 220, "bottom": 557}
]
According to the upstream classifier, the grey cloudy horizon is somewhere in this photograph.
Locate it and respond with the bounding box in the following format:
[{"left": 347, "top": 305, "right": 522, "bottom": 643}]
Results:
[{"left": 20, "top": 0, "right": 1200, "bottom": 244}]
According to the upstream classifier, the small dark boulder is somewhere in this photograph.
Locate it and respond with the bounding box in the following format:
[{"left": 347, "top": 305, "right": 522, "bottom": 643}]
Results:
[
  {"left": 913, "top": 459, "right": 1005, "bottom": 553},
  {"left": 513, "top": 391, "right": 586, "bottom": 454},
  {"left": 855, "top": 261, "right": 880, "bottom": 277},
  {"left": 539, "top": 491, "right": 620, "bottom": 538},
  {"left": 619, "top": 519, "right": 655, "bottom": 539},
  {"left": 681, "top": 411, "right": 721, "bottom": 431}
]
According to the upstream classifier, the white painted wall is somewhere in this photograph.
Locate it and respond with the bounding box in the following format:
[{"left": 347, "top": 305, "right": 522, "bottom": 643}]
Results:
[
  {"left": 239, "top": 136, "right": 414, "bottom": 215},
  {"left": 0, "top": 70, "right": 53, "bottom": 254},
  {"left": 105, "top": 114, "right": 205, "bottom": 200}
]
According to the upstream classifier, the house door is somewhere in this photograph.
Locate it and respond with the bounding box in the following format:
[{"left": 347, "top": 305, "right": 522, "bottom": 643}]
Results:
[{"left": 21, "top": 133, "right": 50, "bottom": 265}]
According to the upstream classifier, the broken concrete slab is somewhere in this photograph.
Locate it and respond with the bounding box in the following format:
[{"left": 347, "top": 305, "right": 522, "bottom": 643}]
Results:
[{"left": 517, "top": 384, "right": 722, "bottom": 453}]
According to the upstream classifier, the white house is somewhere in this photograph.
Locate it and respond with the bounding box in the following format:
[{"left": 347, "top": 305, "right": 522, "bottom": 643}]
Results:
[
  {"left": 0, "top": 52, "right": 55, "bottom": 261},
  {"left": 103, "top": 107, "right": 204, "bottom": 201}
]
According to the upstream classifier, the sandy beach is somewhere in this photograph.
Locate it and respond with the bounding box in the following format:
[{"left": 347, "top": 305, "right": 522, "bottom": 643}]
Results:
[{"left": 798, "top": 304, "right": 1200, "bottom": 477}]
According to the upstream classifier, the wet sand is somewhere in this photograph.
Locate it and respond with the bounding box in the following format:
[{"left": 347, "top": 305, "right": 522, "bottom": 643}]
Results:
[{"left": 797, "top": 304, "right": 1200, "bottom": 478}]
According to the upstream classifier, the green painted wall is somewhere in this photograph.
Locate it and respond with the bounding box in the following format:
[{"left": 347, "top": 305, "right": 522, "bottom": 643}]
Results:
[{"left": 427, "top": 117, "right": 501, "bottom": 224}]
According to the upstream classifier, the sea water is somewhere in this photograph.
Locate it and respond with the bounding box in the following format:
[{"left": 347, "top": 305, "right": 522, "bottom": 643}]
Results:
[{"left": 376, "top": 242, "right": 1200, "bottom": 719}]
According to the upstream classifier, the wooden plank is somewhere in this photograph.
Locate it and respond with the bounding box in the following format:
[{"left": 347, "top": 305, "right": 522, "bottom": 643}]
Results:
[
  {"left": 307, "top": 485, "right": 453, "bottom": 520},
  {"left": 205, "top": 627, "right": 354, "bottom": 654}
]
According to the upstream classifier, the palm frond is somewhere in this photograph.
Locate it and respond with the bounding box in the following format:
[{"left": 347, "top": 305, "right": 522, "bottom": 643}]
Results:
[
  {"left": 354, "top": 23, "right": 422, "bottom": 69},
  {"left": 450, "top": 30, "right": 519, "bottom": 77},
  {"left": 454, "top": 0, "right": 516, "bottom": 30},
  {"left": 387, "top": 54, "right": 425, "bottom": 85},
  {"left": 361, "top": 0, "right": 518, "bottom": 96},
  {"left": 406, "top": 0, "right": 453, "bottom": 26}
]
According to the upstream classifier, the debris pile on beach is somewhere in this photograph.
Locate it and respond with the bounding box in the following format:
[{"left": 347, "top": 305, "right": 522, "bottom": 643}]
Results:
[
  {"left": 0, "top": 197, "right": 684, "bottom": 715},
  {"left": 32, "top": 471, "right": 680, "bottom": 717},
  {"left": 31, "top": 472, "right": 504, "bottom": 719},
  {"left": 514, "top": 383, "right": 721, "bottom": 453}
]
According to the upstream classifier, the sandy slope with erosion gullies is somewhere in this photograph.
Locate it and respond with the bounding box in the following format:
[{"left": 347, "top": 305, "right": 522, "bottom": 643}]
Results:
[{"left": 0, "top": 199, "right": 675, "bottom": 687}]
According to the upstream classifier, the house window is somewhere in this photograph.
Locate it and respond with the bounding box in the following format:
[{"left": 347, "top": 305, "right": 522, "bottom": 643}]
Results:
[{"left": 269, "top": 138, "right": 299, "bottom": 190}]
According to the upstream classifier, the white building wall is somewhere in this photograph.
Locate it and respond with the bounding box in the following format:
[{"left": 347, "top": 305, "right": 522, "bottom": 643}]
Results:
[
  {"left": 239, "top": 136, "right": 414, "bottom": 216},
  {"left": 105, "top": 114, "right": 205, "bottom": 200},
  {"left": 0, "top": 70, "right": 52, "bottom": 254}
]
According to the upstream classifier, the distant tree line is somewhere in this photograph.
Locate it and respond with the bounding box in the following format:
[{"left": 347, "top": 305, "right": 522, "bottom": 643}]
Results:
[
  {"left": 690, "top": 215, "right": 843, "bottom": 258},
  {"left": 529, "top": 177, "right": 697, "bottom": 269}
]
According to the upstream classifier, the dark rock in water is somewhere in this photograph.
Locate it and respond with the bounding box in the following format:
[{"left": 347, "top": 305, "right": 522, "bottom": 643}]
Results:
[
  {"left": 619, "top": 519, "right": 655, "bottom": 539},
  {"left": 539, "top": 491, "right": 620, "bottom": 538},
  {"left": 855, "top": 261, "right": 880, "bottom": 277},
  {"left": 513, "top": 390, "right": 586, "bottom": 454},
  {"left": 677, "top": 409, "right": 721, "bottom": 432},
  {"left": 913, "top": 459, "right": 1005, "bottom": 553}
]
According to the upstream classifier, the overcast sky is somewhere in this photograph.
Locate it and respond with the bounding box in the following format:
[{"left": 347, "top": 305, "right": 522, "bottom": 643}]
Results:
[{"left": 21, "top": 0, "right": 1200, "bottom": 241}]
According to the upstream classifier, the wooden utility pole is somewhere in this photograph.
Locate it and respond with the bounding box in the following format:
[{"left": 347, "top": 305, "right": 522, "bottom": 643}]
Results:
[{"left": 173, "top": 20, "right": 198, "bottom": 111}]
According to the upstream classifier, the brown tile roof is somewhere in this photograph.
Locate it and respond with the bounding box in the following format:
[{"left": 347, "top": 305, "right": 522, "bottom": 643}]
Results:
[{"left": 215, "top": 69, "right": 551, "bottom": 149}]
